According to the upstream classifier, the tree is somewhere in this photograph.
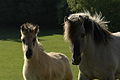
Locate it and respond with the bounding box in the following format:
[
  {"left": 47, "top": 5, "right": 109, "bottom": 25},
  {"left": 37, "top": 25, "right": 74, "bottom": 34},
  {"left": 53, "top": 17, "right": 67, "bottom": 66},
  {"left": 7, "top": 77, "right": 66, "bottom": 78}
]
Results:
[
  {"left": 56, "top": 0, "right": 70, "bottom": 26},
  {"left": 0, "top": 0, "right": 58, "bottom": 28},
  {"left": 67, "top": 0, "right": 120, "bottom": 32}
]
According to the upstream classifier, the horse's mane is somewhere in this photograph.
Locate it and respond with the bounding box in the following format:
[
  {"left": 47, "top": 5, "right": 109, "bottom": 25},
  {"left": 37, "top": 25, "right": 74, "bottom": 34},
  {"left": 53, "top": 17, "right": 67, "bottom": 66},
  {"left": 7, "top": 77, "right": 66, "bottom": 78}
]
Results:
[
  {"left": 64, "top": 11, "right": 112, "bottom": 44},
  {"left": 68, "top": 11, "right": 109, "bottom": 29}
]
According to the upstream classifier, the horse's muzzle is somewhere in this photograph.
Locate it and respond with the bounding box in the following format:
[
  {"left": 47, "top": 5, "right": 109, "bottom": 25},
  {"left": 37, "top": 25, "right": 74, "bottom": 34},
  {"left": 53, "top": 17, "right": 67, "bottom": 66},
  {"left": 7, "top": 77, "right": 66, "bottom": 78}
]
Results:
[
  {"left": 72, "top": 56, "right": 81, "bottom": 65},
  {"left": 26, "top": 49, "right": 32, "bottom": 59}
]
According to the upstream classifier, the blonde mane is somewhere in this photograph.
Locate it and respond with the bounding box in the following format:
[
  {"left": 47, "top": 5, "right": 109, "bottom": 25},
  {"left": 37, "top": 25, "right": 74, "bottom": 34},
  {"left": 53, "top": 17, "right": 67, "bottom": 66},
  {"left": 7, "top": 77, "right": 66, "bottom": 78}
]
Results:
[{"left": 68, "top": 11, "right": 109, "bottom": 29}]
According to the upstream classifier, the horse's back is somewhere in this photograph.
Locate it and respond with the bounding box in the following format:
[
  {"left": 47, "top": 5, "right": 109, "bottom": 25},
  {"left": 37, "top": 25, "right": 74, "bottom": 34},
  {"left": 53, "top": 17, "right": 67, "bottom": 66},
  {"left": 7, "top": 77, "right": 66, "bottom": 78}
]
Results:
[
  {"left": 48, "top": 52, "right": 71, "bottom": 72},
  {"left": 48, "top": 52, "right": 69, "bottom": 63},
  {"left": 112, "top": 32, "right": 120, "bottom": 37},
  {"left": 48, "top": 52, "right": 73, "bottom": 80}
]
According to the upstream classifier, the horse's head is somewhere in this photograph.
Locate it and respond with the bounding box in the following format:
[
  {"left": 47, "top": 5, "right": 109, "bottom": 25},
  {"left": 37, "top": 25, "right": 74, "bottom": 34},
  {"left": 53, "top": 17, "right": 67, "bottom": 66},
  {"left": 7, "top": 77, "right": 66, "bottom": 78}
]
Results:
[
  {"left": 64, "top": 15, "right": 89, "bottom": 65},
  {"left": 64, "top": 12, "right": 111, "bottom": 65},
  {"left": 20, "top": 23, "right": 39, "bottom": 59}
]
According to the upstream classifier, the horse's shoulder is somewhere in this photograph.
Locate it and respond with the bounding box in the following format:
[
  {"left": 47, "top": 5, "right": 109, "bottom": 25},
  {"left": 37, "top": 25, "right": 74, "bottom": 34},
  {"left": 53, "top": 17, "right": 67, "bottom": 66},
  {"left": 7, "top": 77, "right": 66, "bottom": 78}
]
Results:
[
  {"left": 48, "top": 52, "right": 69, "bottom": 62},
  {"left": 48, "top": 52, "right": 67, "bottom": 58}
]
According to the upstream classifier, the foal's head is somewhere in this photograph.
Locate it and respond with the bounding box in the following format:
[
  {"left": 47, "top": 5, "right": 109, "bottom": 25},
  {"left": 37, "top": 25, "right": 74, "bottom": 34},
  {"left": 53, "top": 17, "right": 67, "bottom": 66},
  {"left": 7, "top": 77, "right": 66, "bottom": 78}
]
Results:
[{"left": 20, "top": 23, "right": 39, "bottom": 59}]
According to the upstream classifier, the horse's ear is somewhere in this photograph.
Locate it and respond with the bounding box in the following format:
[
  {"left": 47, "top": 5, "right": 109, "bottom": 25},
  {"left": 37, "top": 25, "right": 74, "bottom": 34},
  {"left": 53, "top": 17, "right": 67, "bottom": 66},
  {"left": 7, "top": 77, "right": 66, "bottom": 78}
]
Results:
[
  {"left": 79, "top": 15, "right": 84, "bottom": 20},
  {"left": 20, "top": 24, "right": 26, "bottom": 32},
  {"left": 64, "top": 16, "right": 69, "bottom": 22},
  {"left": 34, "top": 25, "right": 39, "bottom": 34},
  {"left": 84, "top": 16, "right": 89, "bottom": 20},
  {"left": 84, "top": 16, "right": 93, "bottom": 33}
]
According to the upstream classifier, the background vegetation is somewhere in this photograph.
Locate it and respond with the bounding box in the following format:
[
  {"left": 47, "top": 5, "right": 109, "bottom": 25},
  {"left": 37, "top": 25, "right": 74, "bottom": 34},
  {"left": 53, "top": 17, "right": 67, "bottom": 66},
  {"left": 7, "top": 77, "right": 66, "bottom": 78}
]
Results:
[
  {"left": 0, "top": 0, "right": 120, "bottom": 31},
  {"left": 67, "top": 0, "right": 120, "bottom": 32}
]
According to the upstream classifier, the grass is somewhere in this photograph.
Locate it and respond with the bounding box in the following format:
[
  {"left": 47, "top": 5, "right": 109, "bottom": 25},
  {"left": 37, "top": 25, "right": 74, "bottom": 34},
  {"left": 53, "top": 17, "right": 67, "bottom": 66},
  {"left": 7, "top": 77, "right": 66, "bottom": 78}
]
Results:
[{"left": 0, "top": 28, "right": 78, "bottom": 80}]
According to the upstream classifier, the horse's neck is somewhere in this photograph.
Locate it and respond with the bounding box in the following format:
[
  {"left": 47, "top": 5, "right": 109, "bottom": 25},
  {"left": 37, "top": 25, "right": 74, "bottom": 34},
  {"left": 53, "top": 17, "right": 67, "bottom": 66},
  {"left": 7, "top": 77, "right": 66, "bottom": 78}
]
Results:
[
  {"left": 24, "top": 42, "right": 50, "bottom": 70},
  {"left": 32, "top": 42, "right": 49, "bottom": 60},
  {"left": 84, "top": 35, "right": 101, "bottom": 59},
  {"left": 84, "top": 35, "right": 110, "bottom": 61},
  {"left": 85, "top": 35, "right": 95, "bottom": 54}
]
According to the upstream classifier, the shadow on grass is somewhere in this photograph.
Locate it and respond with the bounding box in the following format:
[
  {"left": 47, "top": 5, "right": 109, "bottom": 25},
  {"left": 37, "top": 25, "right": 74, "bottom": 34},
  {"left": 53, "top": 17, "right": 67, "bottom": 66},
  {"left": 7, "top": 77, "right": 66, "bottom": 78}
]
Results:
[{"left": 0, "top": 26, "right": 63, "bottom": 42}]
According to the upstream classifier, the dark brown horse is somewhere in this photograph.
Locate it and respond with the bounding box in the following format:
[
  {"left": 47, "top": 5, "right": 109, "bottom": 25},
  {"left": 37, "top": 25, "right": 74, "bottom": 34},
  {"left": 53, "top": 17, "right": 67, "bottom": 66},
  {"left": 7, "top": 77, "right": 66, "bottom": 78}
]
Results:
[{"left": 64, "top": 11, "right": 120, "bottom": 80}]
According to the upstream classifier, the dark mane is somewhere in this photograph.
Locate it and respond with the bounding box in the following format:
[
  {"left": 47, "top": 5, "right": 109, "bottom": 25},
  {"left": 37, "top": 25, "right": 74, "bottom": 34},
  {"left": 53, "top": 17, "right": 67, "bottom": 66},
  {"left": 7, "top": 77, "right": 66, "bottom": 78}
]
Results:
[
  {"left": 64, "top": 12, "right": 112, "bottom": 44},
  {"left": 84, "top": 18, "right": 112, "bottom": 44}
]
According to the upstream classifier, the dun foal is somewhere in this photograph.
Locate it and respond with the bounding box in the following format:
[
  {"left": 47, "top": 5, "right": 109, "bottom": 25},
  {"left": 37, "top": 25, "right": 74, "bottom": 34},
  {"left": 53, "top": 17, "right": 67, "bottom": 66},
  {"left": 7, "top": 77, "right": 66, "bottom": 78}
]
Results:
[{"left": 20, "top": 23, "right": 73, "bottom": 80}]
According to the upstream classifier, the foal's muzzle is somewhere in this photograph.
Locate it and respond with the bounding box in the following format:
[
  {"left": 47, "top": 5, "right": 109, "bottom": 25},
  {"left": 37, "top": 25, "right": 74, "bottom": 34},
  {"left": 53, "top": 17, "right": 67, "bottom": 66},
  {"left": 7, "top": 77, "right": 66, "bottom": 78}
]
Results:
[
  {"left": 26, "top": 49, "right": 32, "bottom": 59},
  {"left": 72, "top": 56, "right": 81, "bottom": 65}
]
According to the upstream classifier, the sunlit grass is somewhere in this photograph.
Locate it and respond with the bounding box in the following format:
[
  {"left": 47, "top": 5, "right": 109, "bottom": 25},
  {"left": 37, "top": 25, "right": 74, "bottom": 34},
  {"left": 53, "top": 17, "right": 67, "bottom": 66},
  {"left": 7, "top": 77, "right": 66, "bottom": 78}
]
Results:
[{"left": 0, "top": 41, "right": 23, "bottom": 80}]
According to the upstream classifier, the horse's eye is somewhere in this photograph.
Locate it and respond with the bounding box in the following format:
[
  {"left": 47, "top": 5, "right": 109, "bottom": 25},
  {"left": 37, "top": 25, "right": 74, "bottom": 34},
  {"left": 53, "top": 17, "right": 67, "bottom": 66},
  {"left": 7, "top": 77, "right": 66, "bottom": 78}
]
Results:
[
  {"left": 33, "top": 38, "right": 36, "bottom": 42},
  {"left": 22, "top": 39, "right": 25, "bottom": 43},
  {"left": 81, "top": 33, "right": 85, "bottom": 38}
]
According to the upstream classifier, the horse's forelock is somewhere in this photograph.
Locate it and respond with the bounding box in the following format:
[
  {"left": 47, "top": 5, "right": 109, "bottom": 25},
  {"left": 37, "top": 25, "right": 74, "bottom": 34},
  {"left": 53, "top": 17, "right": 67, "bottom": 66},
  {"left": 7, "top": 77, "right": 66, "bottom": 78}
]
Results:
[
  {"left": 64, "top": 20, "right": 79, "bottom": 42},
  {"left": 21, "top": 23, "right": 39, "bottom": 35},
  {"left": 64, "top": 14, "right": 87, "bottom": 42},
  {"left": 64, "top": 21, "right": 71, "bottom": 41}
]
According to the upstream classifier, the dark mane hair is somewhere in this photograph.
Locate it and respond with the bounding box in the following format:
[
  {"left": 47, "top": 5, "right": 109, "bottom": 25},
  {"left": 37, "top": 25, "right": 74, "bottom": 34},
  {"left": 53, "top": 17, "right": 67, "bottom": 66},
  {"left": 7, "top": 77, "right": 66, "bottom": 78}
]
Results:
[
  {"left": 20, "top": 22, "right": 39, "bottom": 34},
  {"left": 64, "top": 11, "right": 112, "bottom": 44},
  {"left": 83, "top": 16, "right": 112, "bottom": 44}
]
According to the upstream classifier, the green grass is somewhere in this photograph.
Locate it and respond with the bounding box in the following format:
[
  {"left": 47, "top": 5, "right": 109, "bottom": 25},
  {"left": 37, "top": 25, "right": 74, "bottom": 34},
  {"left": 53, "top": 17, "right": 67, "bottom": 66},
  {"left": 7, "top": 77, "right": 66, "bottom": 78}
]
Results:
[{"left": 0, "top": 30, "right": 78, "bottom": 80}]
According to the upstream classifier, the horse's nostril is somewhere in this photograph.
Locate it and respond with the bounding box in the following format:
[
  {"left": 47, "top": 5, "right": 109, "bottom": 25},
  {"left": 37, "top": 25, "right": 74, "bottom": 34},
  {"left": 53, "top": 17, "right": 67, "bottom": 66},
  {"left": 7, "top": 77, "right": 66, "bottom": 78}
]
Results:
[
  {"left": 72, "top": 59, "right": 77, "bottom": 65},
  {"left": 72, "top": 57, "right": 81, "bottom": 65},
  {"left": 26, "top": 49, "right": 32, "bottom": 59},
  {"left": 72, "top": 61, "right": 76, "bottom": 65}
]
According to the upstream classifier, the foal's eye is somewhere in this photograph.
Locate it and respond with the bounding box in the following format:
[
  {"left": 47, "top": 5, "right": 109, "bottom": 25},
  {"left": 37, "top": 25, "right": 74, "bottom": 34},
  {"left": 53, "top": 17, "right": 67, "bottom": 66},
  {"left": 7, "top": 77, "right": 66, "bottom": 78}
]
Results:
[{"left": 33, "top": 38, "right": 36, "bottom": 42}]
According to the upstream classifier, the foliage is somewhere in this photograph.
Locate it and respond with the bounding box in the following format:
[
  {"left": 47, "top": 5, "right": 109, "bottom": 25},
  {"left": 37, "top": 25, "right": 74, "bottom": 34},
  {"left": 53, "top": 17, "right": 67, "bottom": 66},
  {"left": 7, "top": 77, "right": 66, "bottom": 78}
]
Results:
[
  {"left": 67, "top": 0, "right": 120, "bottom": 32},
  {"left": 0, "top": 0, "right": 58, "bottom": 27},
  {"left": 56, "top": 0, "right": 70, "bottom": 25},
  {"left": 0, "top": 0, "right": 120, "bottom": 31}
]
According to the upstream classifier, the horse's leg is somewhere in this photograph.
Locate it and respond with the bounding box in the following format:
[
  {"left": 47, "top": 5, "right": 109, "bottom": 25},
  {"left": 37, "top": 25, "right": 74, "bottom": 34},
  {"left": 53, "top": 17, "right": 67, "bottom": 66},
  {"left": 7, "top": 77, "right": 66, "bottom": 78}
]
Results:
[{"left": 78, "top": 71, "right": 90, "bottom": 80}]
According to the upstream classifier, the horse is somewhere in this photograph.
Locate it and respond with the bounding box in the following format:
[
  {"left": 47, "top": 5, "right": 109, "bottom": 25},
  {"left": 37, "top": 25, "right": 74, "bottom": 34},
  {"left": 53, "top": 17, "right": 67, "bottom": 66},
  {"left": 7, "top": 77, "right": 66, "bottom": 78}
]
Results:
[
  {"left": 20, "top": 23, "right": 73, "bottom": 80},
  {"left": 64, "top": 11, "right": 120, "bottom": 80}
]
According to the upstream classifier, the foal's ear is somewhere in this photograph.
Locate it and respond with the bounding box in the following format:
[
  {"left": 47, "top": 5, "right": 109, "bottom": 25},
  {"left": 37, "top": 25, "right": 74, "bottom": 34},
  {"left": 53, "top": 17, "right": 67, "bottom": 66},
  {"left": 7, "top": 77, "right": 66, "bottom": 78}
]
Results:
[
  {"left": 20, "top": 24, "right": 26, "bottom": 32},
  {"left": 64, "top": 16, "right": 69, "bottom": 22},
  {"left": 34, "top": 25, "right": 39, "bottom": 34}
]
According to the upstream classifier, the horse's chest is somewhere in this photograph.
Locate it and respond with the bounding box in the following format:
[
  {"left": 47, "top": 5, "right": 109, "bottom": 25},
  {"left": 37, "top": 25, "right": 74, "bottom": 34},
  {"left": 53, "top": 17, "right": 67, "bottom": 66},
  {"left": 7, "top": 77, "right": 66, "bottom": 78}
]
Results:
[
  {"left": 80, "top": 63, "right": 99, "bottom": 79},
  {"left": 79, "top": 58, "right": 106, "bottom": 79}
]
